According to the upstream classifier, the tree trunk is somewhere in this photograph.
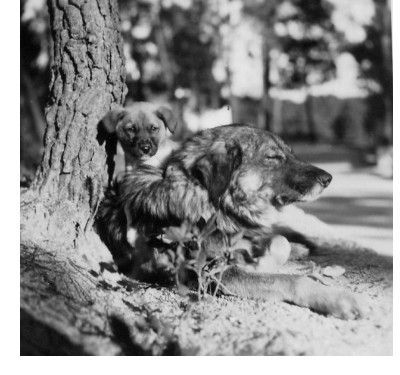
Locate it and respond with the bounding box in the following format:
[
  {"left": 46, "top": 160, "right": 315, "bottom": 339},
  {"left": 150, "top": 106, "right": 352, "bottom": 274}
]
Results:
[
  {"left": 21, "top": 69, "right": 46, "bottom": 144},
  {"left": 379, "top": 0, "right": 392, "bottom": 142},
  {"left": 153, "top": 12, "right": 175, "bottom": 99},
  {"left": 29, "top": 0, "right": 127, "bottom": 236},
  {"left": 20, "top": 0, "right": 132, "bottom": 355}
]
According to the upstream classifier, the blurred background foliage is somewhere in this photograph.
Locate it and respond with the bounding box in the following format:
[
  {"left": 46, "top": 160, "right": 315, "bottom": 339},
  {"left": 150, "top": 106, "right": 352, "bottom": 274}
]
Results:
[{"left": 20, "top": 0, "right": 392, "bottom": 180}]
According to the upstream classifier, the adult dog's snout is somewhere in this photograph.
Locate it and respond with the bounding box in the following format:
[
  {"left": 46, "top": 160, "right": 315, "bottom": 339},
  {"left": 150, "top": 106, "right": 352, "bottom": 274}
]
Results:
[
  {"left": 316, "top": 171, "right": 332, "bottom": 188},
  {"left": 278, "top": 161, "right": 333, "bottom": 205}
]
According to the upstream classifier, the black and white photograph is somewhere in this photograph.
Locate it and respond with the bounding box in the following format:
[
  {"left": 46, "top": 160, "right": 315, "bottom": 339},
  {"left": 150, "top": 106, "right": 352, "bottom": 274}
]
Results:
[{"left": 17, "top": 0, "right": 394, "bottom": 356}]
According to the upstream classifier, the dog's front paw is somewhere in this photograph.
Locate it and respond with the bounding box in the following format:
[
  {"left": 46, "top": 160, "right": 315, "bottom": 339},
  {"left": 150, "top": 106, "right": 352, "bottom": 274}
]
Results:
[
  {"left": 294, "top": 277, "right": 369, "bottom": 320},
  {"left": 325, "top": 290, "right": 368, "bottom": 320}
]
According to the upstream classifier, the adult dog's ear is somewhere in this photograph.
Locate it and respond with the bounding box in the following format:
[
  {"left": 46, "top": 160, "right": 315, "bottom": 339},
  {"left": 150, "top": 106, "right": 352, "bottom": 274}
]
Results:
[
  {"left": 191, "top": 142, "right": 242, "bottom": 207},
  {"left": 100, "top": 108, "right": 126, "bottom": 134},
  {"left": 156, "top": 106, "right": 178, "bottom": 133},
  {"left": 226, "top": 141, "right": 242, "bottom": 172}
]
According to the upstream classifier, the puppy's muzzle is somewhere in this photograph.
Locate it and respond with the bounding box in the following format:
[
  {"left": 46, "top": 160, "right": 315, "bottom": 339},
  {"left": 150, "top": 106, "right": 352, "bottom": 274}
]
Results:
[{"left": 138, "top": 140, "right": 152, "bottom": 155}]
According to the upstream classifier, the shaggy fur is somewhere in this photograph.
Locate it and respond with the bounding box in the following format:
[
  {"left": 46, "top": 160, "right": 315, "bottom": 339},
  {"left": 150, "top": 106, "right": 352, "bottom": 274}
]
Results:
[{"left": 97, "top": 124, "right": 367, "bottom": 319}]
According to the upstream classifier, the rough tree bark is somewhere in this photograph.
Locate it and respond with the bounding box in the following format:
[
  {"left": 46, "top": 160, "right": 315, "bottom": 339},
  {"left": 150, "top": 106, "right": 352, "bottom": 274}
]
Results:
[
  {"left": 20, "top": 0, "right": 132, "bottom": 355},
  {"left": 26, "top": 0, "right": 126, "bottom": 238}
]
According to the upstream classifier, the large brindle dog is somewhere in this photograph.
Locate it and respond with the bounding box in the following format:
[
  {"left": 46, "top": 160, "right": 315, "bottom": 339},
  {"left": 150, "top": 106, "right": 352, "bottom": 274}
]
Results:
[{"left": 97, "top": 124, "right": 367, "bottom": 320}]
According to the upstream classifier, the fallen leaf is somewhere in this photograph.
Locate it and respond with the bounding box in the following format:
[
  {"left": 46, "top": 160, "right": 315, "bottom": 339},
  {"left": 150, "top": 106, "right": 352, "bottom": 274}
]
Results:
[{"left": 322, "top": 265, "right": 346, "bottom": 278}]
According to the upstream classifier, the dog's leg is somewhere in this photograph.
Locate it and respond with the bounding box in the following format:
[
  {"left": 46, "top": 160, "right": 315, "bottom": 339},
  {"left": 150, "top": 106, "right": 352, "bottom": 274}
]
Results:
[
  {"left": 273, "top": 205, "right": 338, "bottom": 253},
  {"left": 124, "top": 203, "right": 138, "bottom": 247},
  {"left": 124, "top": 150, "right": 136, "bottom": 173},
  {"left": 221, "top": 266, "right": 367, "bottom": 320}
]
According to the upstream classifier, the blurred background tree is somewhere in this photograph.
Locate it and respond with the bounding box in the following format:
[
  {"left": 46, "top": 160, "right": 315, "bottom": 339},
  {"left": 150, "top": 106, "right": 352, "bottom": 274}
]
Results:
[
  {"left": 20, "top": 0, "right": 50, "bottom": 181},
  {"left": 20, "top": 0, "right": 392, "bottom": 180}
]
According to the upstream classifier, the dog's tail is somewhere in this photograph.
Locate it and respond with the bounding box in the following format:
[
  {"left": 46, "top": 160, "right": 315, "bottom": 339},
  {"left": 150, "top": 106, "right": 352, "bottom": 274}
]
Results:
[{"left": 119, "top": 164, "right": 214, "bottom": 228}]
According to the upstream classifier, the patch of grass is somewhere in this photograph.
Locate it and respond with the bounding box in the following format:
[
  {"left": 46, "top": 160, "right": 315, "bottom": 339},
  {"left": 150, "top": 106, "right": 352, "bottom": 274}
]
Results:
[{"left": 150, "top": 214, "right": 240, "bottom": 299}]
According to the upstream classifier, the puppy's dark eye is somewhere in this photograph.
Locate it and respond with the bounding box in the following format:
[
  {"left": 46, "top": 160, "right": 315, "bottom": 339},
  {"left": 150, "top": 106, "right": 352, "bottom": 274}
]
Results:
[{"left": 150, "top": 125, "right": 159, "bottom": 132}]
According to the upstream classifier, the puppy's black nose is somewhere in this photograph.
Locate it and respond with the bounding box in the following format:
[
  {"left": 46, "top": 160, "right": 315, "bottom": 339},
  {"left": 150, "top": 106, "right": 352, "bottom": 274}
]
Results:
[
  {"left": 317, "top": 172, "right": 332, "bottom": 188},
  {"left": 140, "top": 143, "right": 151, "bottom": 154}
]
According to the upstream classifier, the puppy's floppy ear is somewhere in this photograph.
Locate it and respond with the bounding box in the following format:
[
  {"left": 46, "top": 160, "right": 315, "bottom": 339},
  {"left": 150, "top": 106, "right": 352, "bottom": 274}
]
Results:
[
  {"left": 100, "top": 108, "right": 126, "bottom": 134},
  {"left": 97, "top": 108, "right": 125, "bottom": 187},
  {"left": 191, "top": 142, "right": 242, "bottom": 207},
  {"left": 156, "top": 106, "right": 178, "bottom": 133}
]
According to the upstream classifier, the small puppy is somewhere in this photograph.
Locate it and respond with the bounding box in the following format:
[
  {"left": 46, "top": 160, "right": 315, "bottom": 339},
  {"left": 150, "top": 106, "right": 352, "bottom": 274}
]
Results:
[
  {"left": 101, "top": 102, "right": 179, "bottom": 245},
  {"left": 102, "top": 102, "right": 178, "bottom": 171}
]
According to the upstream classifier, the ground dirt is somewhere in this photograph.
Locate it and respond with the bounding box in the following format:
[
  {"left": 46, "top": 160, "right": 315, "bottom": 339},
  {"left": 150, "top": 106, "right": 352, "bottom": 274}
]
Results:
[{"left": 20, "top": 234, "right": 392, "bottom": 355}]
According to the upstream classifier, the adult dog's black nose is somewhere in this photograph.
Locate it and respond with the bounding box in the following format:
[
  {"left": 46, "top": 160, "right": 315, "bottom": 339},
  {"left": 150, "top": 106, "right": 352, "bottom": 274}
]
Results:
[{"left": 317, "top": 171, "right": 332, "bottom": 188}]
